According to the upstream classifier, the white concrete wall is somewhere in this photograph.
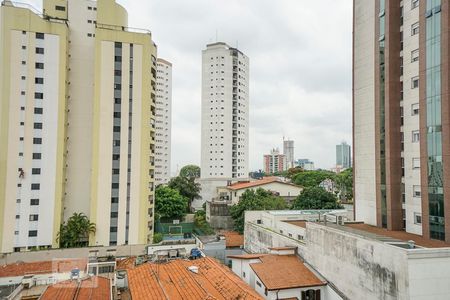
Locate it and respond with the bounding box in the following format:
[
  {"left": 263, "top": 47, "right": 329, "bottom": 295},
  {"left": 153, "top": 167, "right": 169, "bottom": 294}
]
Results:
[
  {"left": 231, "top": 182, "right": 302, "bottom": 204},
  {"left": 353, "top": 0, "right": 377, "bottom": 225},
  {"left": 305, "top": 223, "right": 409, "bottom": 300}
]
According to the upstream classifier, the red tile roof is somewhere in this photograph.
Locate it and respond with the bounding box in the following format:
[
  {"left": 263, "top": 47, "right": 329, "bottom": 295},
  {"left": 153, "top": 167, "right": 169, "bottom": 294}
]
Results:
[
  {"left": 346, "top": 223, "right": 450, "bottom": 248},
  {"left": 40, "top": 276, "right": 110, "bottom": 300},
  {"left": 226, "top": 177, "right": 298, "bottom": 191},
  {"left": 223, "top": 231, "right": 244, "bottom": 248},
  {"left": 249, "top": 255, "right": 325, "bottom": 291},
  {"left": 127, "top": 257, "right": 263, "bottom": 300},
  {"left": 284, "top": 220, "right": 307, "bottom": 228},
  {"left": 0, "top": 259, "right": 87, "bottom": 277}
]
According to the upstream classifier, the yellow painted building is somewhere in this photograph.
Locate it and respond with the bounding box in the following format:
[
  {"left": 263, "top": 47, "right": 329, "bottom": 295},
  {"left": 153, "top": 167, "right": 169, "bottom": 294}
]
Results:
[{"left": 0, "top": 0, "right": 156, "bottom": 252}]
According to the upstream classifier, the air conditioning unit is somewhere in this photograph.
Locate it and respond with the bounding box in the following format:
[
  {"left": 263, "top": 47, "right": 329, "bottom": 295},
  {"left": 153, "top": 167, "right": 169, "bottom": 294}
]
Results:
[{"left": 337, "top": 216, "right": 344, "bottom": 225}]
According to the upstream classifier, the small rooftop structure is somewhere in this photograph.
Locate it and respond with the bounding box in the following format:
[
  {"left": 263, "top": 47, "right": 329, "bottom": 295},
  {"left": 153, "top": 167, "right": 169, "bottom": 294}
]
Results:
[
  {"left": 222, "top": 231, "right": 244, "bottom": 248},
  {"left": 126, "top": 257, "right": 262, "bottom": 299}
]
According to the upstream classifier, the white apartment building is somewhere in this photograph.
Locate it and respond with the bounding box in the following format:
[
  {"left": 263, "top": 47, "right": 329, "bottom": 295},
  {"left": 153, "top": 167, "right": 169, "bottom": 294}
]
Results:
[
  {"left": 200, "top": 42, "right": 249, "bottom": 180},
  {"left": 154, "top": 58, "right": 172, "bottom": 185},
  {"left": 283, "top": 139, "right": 294, "bottom": 169},
  {"left": 0, "top": 0, "right": 157, "bottom": 252},
  {"left": 353, "top": 0, "right": 448, "bottom": 241}
]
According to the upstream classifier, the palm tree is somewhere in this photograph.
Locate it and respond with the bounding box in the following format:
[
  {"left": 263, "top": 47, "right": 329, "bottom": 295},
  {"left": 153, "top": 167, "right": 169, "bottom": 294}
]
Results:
[{"left": 57, "top": 213, "right": 96, "bottom": 248}]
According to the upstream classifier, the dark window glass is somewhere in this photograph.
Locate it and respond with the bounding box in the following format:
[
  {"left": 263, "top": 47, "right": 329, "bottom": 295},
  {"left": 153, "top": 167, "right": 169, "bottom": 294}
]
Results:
[
  {"left": 30, "top": 199, "right": 39, "bottom": 205},
  {"left": 32, "top": 153, "right": 41, "bottom": 159},
  {"left": 34, "top": 107, "right": 43, "bottom": 114},
  {"left": 114, "top": 56, "right": 122, "bottom": 62},
  {"left": 31, "top": 183, "right": 40, "bottom": 190},
  {"left": 29, "top": 214, "right": 39, "bottom": 221},
  {"left": 110, "top": 212, "right": 118, "bottom": 218},
  {"left": 35, "top": 62, "right": 44, "bottom": 69},
  {"left": 36, "top": 32, "right": 44, "bottom": 39},
  {"left": 110, "top": 227, "right": 117, "bottom": 232},
  {"left": 34, "top": 123, "right": 43, "bottom": 129},
  {"left": 113, "top": 112, "right": 121, "bottom": 118},
  {"left": 112, "top": 169, "right": 120, "bottom": 174},
  {"left": 55, "top": 5, "right": 66, "bottom": 11},
  {"left": 35, "top": 93, "right": 44, "bottom": 99},
  {"left": 112, "top": 154, "right": 120, "bottom": 160},
  {"left": 35, "top": 47, "right": 44, "bottom": 54},
  {"left": 113, "top": 126, "right": 120, "bottom": 132},
  {"left": 33, "top": 138, "right": 42, "bottom": 144},
  {"left": 111, "top": 197, "right": 119, "bottom": 204},
  {"left": 32, "top": 168, "right": 41, "bottom": 175},
  {"left": 35, "top": 78, "right": 44, "bottom": 84},
  {"left": 28, "top": 230, "right": 38, "bottom": 237},
  {"left": 112, "top": 183, "right": 119, "bottom": 188}
]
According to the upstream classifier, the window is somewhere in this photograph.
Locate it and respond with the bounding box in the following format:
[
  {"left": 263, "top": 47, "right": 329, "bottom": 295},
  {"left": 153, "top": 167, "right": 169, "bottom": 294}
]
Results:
[
  {"left": 29, "top": 214, "right": 39, "bottom": 221},
  {"left": 33, "top": 138, "right": 42, "bottom": 144},
  {"left": 412, "top": 158, "right": 420, "bottom": 169},
  {"left": 110, "top": 212, "right": 118, "bottom": 218},
  {"left": 411, "top": 103, "right": 419, "bottom": 115},
  {"left": 87, "top": 33, "right": 92, "bottom": 37},
  {"left": 30, "top": 199, "right": 39, "bottom": 205},
  {"left": 256, "top": 219, "right": 262, "bottom": 224},
  {"left": 110, "top": 227, "right": 117, "bottom": 232},
  {"left": 243, "top": 272, "right": 246, "bottom": 278},
  {"left": 112, "top": 183, "right": 119, "bottom": 189},
  {"left": 412, "top": 130, "right": 420, "bottom": 142},
  {"left": 411, "top": 0, "right": 419, "bottom": 9},
  {"left": 32, "top": 168, "right": 41, "bottom": 175},
  {"left": 35, "top": 47, "right": 44, "bottom": 54},
  {"left": 28, "top": 230, "right": 38, "bottom": 237},
  {"left": 34, "top": 107, "right": 43, "bottom": 114},
  {"left": 36, "top": 32, "right": 44, "bottom": 39},
  {"left": 411, "top": 22, "right": 419, "bottom": 35},
  {"left": 256, "top": 281, "right": 261, "bottom": 287},
  {"left": 413, "top": 185, "right": 421, "bottom": 197},
  {"left": 31, "top": 183, "right": 40, "bottom": 190},
  {"left": 414, "top": 213, "right": 422, "bottom": 224},
  {"left": 32, "top": 153, "right": 42, "bottom": 159},
  {"left": 87, "top": 6, "right": 92, "bottom": 10},
  {"left": 16, "top": 199, "right": 21, "bottom": 203},
  {"left": 34, "top": 123, "right": 43, "bottom": 129},
  {"left": 112, "top": 154, "right": 120, "bottom": 160},
  {"left": 21, "top": 61, "right": 26, "bottom": 65},
  {"left": 55, "top": 5, "right": 66, "bottom": 11},
  {"left": 35, "top": 62, "right": 44, "bottom": 69},
  {"left": 35, "top": 92, "right": 43, "bottom": 99},
  {"left": 411, "top": 49, "right": 419, "bottom": 62},
  {"left": 411, "top": 76, "right": 419, "bottom": 89},
  {"left": 15, "top": 215, "right": 20, "bottom": 219},
  {"left": 14, "top": 231, "right": 19, "bottom": 235},
  {"left": 111, "top": 197, "right": 119, "bottom": 204},
  {"left": 35, "top": 78, "right": 44, "bottom": 84}
]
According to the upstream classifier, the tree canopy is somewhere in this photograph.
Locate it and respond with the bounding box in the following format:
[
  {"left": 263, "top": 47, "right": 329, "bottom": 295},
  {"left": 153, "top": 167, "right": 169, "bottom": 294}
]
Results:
[
  {"left": 57, "top": 213, "right": 96, "bottom": 248},
  {"left": 179, "top": 165, "right": 201, "bottom": 179},
  {"left": 335, "top": 168, "right": 353, "bottom": 201},
  {"left": 291, "top": 186, "right": 343, "bottom": 210},
  {"left": 230, "top": 188, "right": 287, "bottom": 233},
  {"left": 155, "top": 185, "right": 188, "bottom": 220},
  {"left": 292, "top": 170, "right": 336, "bottom": 188},
  {"left": 168, "top": 176, "right": 201, "bottom": 210}
]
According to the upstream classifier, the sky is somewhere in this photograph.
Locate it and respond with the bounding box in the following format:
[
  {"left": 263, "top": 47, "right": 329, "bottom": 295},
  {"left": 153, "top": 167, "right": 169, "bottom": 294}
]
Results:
[{"left": 25, "top": 0, "right": 353, "bottom": 172}]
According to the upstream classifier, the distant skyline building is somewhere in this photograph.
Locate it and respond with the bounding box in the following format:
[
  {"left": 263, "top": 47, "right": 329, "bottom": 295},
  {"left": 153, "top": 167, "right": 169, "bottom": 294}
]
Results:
[
  {"left": 296, "top": 159, "right": 315, "bottom": 171},
  {"left": 154, "top": 58, "right": 172, "bottom": 185},
  {"left": 0, "top": 0, "right": 156, "bottom": 252},
  {"left": 283, "top": 139, "right": 295, "bottom": 169},
  {"left": 336, "top": 141, "right": 351, "bottom": 169},
  {"left": 263, "top": 148, "right": 286, "bottom": 174},
  {"left": 353, "top": 0, "right": 450, "bottom": 242},
  {"left": 200, "top": 42, "right": 249, "bottom": 180}
]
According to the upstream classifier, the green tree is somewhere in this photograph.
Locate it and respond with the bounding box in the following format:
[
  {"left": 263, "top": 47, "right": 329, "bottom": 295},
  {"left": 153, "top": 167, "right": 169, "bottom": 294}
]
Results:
[
  {"left": 291, "top": 186, "right": 343, "bottom": 210},
  {"left": 155, "top": 185, "right": 188, "bottom": 220},
  {"left": 57, "top": 213, "right": 96, "bottom": 248},
  {"left": 292, "top": 170, "right": 336, "bottom": 188},
  {"left": 168, "top": 176, "right": 201, "bottom": 211},
  {"left": 194, "top": 210, "right": 215, "bottom": 235},
  {"left": 230, "top": 188, "right": 287, "bottom": 233},
  {"left": 335, "top": 168, "right": 353, "bottom": 201},
  {"left": 286, "top": 167, "right": 304, "bottom": 178},
  {"left": 179, "top": 165, "right": 201, "bottom": 179},
  {"left": 153, "top": 233, "right": 163, "bottom": 244}
]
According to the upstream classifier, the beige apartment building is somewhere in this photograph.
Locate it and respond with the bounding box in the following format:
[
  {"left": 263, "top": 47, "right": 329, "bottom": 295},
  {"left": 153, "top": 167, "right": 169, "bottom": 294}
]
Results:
[
  {"left": 354, "top": 0, "right": 450, "bottom": 242},
  {"left": 0, "top": 0, "right": 157, "bottom": 252}
]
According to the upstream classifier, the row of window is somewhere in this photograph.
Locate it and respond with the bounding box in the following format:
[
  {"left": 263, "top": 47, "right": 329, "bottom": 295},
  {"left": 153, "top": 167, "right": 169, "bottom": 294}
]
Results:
[
  {"left": 16, "top": 198, "right": 40, "bottom": 205},
  {"left": 15, "top": 214, "right": 38, "bottom": 221}
]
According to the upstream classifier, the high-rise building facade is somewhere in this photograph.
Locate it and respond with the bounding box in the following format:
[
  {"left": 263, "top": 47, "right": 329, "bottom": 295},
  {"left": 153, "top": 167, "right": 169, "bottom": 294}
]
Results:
[
  {"left": 154, "top": 58, "right": 172, "bottom": 185},
  {"left": 354, "top": 0, "right": 450, "bottom": 242},
  {"left": 263, "top": 148, "right": 285, "bottom": 174},
  {"left": 336, "top": 141, "right": 351, "bottom": 169},
  {"left": 283, "top": 139, "right": 294, "bottom": 169},
  {"left": 200, "top": 42, "right": 249, "bottom": 180},
  {"left": 0, "top": 0, "right": 156, "bottom": 252}
]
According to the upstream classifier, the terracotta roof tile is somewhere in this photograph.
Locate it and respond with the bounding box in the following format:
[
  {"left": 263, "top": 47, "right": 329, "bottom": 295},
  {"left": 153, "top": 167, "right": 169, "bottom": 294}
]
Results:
[
  {"left": 249, "top": 255, "right": 325, "bottom": 290},
  {"left": 223, "top": 231, "right": 244, "bottom": 248},
  {"left": 127, "top": 257, "right": 262, "bottom": 300},
  {"left": 227, "top": 177, "right": 298, "bottom": 191},
  {"left": 284, "top": 220, "right": 307, "bottom": 228},
  {"left": 0, "top": 259, "right": 87, "bottom": 277},
  {"left": 227, "top": 254, "right": 266, "bottom": 260},
  {"left": 40, "top": 276, "right": 110, "bottom": 300},
  {"left": 116, "top": 257, "right": 136, "bottom": 270},
  {"left": 346, "top": 223, "right": 450, "bottom": 248}
]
